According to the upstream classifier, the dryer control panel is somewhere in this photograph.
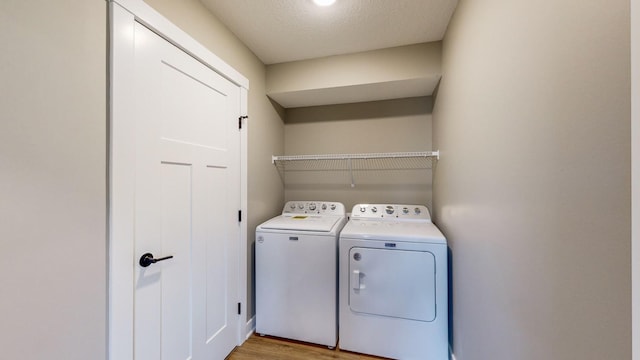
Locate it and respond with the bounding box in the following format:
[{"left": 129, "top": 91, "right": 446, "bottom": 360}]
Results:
[
  {"left": 350, "top": 204, "right": 431, "bottom": 221},
  {"left": 282, "top": 201, "right": 345, "bottom": 216}
]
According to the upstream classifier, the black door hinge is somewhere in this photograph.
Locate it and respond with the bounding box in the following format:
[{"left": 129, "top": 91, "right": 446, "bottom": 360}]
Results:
[
  {"left": 237, "top": 302, "right": 242, "bottom": 315},
  {"left": 238, "top": 210, "right": 242, "bottom": 222},
  {"left": 238, "top": 115, "right": 248, "bottom": 129}
]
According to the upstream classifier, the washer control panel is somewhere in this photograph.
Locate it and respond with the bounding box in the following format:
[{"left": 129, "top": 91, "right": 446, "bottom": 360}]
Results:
[
  {"left": 283, "top": 201, "right": 345, "bottom": 215},
  {"left": 350, "top": 204, "right": 431, "bottom": 221}
]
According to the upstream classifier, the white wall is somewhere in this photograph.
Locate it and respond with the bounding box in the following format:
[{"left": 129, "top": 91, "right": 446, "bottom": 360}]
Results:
[
  {"left": 433, "top": 0, "right": 631, "bottom": 359},
  {"left": 0, "top": 1, "right": 107, "bottom": 359}
]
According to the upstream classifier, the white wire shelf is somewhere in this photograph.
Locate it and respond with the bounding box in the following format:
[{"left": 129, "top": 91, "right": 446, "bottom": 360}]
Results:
[
  {"left": 272, "top": 151, "right": 439, "bottom": 163},
  {"left": 272, "top": 151, "right": 439, "bottom": 187}
]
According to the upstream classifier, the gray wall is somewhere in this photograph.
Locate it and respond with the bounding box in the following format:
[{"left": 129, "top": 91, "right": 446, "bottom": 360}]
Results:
[
  {"left": 266, "top": 43, "right": 442, "bottom": 108},
  {"left": 284, "top": 97, "right": 433, "bottom": 211},
  {"left": 145, "top": 0, "right": 285, "bottom": 322},
  {"left": 268, "top": 43, "right": 441, "bottom": 93},
  {"left": 433, "top": 0, "right": 631, "bottom": 359},
  {"left": 634, "top": 0, "right": 640, "bottom": 357},
  {"left": 0, "top": 1, "right": 107, "bottom": 359}
]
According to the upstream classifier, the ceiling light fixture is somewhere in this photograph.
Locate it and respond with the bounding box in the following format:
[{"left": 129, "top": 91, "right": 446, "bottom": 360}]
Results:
[{"left": 313, "top": 0, "right": 336, "bottom": 6}]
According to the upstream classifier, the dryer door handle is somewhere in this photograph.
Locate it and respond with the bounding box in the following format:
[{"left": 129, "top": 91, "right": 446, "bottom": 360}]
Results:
[{"left": 352, "top": 270, "right": 361, "bottom": 290}]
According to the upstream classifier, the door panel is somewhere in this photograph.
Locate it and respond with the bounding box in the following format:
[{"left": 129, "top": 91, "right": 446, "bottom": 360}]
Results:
[
  {"left": 160, "top": 163, "right": 192, "bottom": 360},
  {"left": 202, "top": 166, "right": 230, "bottom": 342},
  {"left": 160, "top": 60, "right": 230, "bottom": 150},
  {"left": 349, "top": 247, "right": 436, "bottom": 322},
  {"left": 133, "top": 22, "right": 240, "bottom": 360}
]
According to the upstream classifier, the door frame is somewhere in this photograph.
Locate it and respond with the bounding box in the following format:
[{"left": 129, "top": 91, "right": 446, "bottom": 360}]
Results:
[{"left": 108, "top": 1, "right": 249, "bottom": 359}]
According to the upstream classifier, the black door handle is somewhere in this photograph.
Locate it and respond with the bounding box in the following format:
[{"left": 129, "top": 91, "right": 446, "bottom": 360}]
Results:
[{"left": 139, "top": 253, "right": 174, "bottom": 267}]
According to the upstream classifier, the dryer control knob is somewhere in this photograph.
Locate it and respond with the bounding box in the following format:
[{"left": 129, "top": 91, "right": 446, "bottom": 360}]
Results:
[
  {"left": 309, "top": 203, "right": 317, "bottom": 211},
  {"left": 360, "top": 206, "right": 366, "bottom": 213},
  {"left": 371, "top": 206, "right": 378, "bottom": 213},
  {"left": 414, "top": 207, "right": 421, "bottom": 215},
  {"left": 321, "top": 204, "right": 327, "bottom": 210},
  {"left": 402, "top": 207, "right": 409, "bottom": 214},
  {"left": 385, "top": 206, "right": 394, "bottom": 215},
  {"left": 290, "top": 203, "right": 296, "bottom": 210},
  {"left": 298, "top": 204, "right": 304, "bottom": 209},
  {"left": 330, "top": 204, "right": 336, "bottom": 210}
]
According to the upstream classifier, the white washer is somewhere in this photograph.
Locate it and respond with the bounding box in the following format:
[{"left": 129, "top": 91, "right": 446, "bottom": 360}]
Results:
[
  {"left": 256, "top": 201, "right": 346, "bottom": 348},
  {"left": 339, "top": 204, "right": 448, "bottom": 360}
]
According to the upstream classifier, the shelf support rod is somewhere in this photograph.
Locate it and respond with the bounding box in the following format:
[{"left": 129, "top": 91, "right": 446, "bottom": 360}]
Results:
[{"left": 348, "top": 158, "right": 355, "bottom": 188}]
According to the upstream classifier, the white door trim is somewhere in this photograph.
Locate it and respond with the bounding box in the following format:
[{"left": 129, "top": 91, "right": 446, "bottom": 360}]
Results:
[
  {"left": 108, "top": 1, "right": 249, "bottom": 359},
  {"left": 110, "top": 0, "right": 249, "bottom": 89}
]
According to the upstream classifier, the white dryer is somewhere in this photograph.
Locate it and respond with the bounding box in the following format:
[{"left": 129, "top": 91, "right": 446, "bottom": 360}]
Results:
[
  {"left": 256, "top": 201, "right": 346, "bottom": 348},
  {"left": 339, "top": 204, "right": 448, "bottom": 360}
]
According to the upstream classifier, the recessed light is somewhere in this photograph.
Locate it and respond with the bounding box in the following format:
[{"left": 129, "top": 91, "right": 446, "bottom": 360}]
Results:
[{"left": 313, "top": 0, "right": 336, "bottom": 6}]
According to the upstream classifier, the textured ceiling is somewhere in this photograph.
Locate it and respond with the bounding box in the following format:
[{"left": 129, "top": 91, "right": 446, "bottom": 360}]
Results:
[{"left": 199, "top": 0, "right": 458, "bottom": 64}]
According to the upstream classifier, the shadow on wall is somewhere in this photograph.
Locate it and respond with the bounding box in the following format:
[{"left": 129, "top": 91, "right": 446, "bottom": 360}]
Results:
[
  {"left": 268, "top": 97, "right": 287, "bottom": 120},
  {"left": 283, "top": 97, "right": 434, "bottom": 123}
]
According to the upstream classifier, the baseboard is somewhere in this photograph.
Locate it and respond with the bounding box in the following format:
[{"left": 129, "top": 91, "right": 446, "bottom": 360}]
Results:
[{"left": 245, "top": 316, "right": 256, "bottom": 340}]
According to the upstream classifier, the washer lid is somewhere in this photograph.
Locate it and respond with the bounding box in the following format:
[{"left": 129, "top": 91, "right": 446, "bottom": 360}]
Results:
[
  {"left": 340, "top": 220, "right": 446, "bottom": 244},
  {"left": 260, "top": 214, "right": 343, "bottom": 232}
]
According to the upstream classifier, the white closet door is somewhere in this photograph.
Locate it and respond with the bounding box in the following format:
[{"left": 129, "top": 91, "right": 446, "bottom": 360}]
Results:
[{"left": 133, "top": 22, "right": 240, "bottom": 360}]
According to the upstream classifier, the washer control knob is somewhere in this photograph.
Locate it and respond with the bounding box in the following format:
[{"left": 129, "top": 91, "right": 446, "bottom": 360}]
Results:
[
  {"left": 298, "top": 204, "right": 304, "bottom": 209},
  {"left": 309, "top": 203, "right": 317, "bottom": 211},
  {"left": 371, "top": 206, "right": 378, "bottom": 213},
  {"left": 385, "top": 206, "right": 394, "bottom": 215},
  {"left": 330, "top": 204, "right": 336, "bottom": 210},
  {"left": 290, "top": 203, "right": 296, "bottom": 210},
  {"left": 414, "top": 207, "right": 421, "bottom": 215},
  {"left": 360, "top": 206, "right": 366, "bottom": 213},
  {"left": 402, "top": 207, "right": 409, "bottom": 214},
  {"left": 321, "top": 204, "right": 327, "bottom": 210}
]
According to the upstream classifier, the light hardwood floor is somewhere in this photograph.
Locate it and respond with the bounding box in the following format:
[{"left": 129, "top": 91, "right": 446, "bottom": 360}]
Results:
[{"left": 226, "top": 335, "right": 388, "bottom": 360}]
